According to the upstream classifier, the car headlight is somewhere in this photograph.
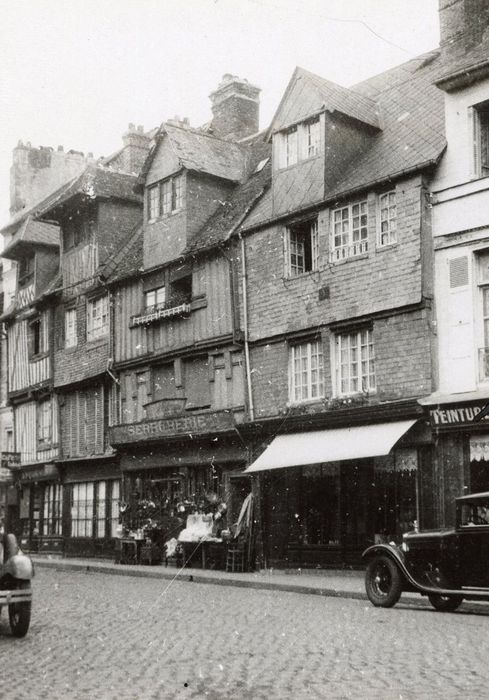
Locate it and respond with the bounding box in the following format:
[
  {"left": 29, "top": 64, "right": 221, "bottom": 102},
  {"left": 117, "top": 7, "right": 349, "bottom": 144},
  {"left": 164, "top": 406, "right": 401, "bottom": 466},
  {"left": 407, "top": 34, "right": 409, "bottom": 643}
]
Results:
[{"left": 401, "top": 540, "right": 409, "bottom": 552}]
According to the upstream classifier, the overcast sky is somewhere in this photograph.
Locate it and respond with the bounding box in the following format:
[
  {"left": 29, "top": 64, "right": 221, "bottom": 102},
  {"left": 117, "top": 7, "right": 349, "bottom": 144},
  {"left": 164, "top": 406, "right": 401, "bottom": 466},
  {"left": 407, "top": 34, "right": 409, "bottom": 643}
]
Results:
[{"left": 0, "top": 0, "right": 440, "bottom": 228}]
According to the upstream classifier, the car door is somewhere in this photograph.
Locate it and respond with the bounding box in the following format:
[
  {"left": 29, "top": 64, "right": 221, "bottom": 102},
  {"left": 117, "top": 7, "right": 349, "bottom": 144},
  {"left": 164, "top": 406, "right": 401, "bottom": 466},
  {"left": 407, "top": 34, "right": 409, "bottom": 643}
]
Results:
[{"left": 458, "top": 524, "right": 489, "bottom": 587}]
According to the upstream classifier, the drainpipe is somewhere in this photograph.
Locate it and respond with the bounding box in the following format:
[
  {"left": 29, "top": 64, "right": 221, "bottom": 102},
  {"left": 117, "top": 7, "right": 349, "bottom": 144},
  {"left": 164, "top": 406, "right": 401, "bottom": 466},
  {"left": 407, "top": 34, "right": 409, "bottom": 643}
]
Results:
[{"left": 239, "top": 231, "right": 254, "bottom": 421}]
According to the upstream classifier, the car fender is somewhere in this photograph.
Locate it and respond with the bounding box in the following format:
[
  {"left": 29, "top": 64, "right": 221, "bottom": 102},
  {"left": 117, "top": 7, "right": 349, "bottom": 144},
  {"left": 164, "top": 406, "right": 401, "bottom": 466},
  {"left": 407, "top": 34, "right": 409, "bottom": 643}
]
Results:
[
  {"left": 362, "top": 544, "right": 412, "bottom": 582},
  {"left": 4, "top": 553, "right": 34, "bottom": 580}
]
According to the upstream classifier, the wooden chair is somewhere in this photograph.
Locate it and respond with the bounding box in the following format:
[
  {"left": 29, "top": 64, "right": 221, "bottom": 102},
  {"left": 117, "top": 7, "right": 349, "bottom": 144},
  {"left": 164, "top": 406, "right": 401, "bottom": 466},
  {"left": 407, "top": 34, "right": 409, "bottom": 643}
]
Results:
[{"left": 225, "top": 539, "right": 247, "bottom": 572}]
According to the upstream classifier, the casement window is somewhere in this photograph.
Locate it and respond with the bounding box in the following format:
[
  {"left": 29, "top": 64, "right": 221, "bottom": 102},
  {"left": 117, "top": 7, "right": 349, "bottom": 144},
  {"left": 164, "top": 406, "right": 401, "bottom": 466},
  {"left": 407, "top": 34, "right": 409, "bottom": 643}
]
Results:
[
  {"left": 471, "top": 100, "right": 489, "bottom": 178},
  {"left": 144, "top": 286, "right": 166, "bottom": 309},
  {"left": 42, "top": 484, "right": 63, "bottom": 536},
  {"left": 304, "top": 118, "right": 321, "bottom": 158},
  {"left": 285, "top": 219, "right": 319, "bottom": 276},
  {"left": 378, "top": 191, "right": 397, "bottom": 247},
  {"left": 65, "top": 308, "right": 77, "bottom": 348},
  {"left": 147, "top": 174, "right": 184, "bottom": 220},
  {"left": 334, "top": 328, "right": 375, "bottom": 396},
  {"left": 18, "top": 255, "right": 34, "bottom": 288},
  {"left": 331, "top": 201, "right": 368, "bottom": 261},
  {"left": 37, "top": 399, "right": 52, "bottom": 445},
  {"left": 29, "top": 313, "right": 48, "bottom": 357},
  {"left": 277, "top": 117, "right": 321, "bottom": 168},
  {"left": 289, "top": 340, "right": 324, "bottom": 403},
  {"left": 148, "top": 184, "right": 159, "bottom": 220},
  {"left": 87, "top": 295, "right": 109, "bottom": 341}
]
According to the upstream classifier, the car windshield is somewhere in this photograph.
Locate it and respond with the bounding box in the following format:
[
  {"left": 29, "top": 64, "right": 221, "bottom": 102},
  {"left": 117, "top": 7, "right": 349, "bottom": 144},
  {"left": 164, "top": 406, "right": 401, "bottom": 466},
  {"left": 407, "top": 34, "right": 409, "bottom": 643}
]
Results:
[{"left": 459, "top": 501, "right": 489, "bottom": 527}]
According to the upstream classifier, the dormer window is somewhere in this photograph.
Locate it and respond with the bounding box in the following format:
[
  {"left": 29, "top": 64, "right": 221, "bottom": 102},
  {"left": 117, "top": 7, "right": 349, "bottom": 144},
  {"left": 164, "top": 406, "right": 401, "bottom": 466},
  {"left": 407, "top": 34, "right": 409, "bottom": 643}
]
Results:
[
  {"left": 18, "top": 255, "right": 34, "bottom": 288},
  {"left": 276, "top": 117, "right": 322, "bottom": 169},
  {"left": 147, "top": 174, "right": 184, "bottom": 221}
]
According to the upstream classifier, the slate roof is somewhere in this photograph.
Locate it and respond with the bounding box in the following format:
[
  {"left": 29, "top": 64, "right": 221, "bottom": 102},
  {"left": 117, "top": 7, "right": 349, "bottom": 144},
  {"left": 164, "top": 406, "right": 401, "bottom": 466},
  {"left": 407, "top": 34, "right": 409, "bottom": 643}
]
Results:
[
  {"left": 295, "top": 67, "right": 380, "bottom": 129},
  {"left": 1, "top": 164, "right": 141, "bottom": 234},
  {"left": 2, "top": 216, "right": 59, "bottom": 260},
  {"left": 135, "top": 123, "right": 248, "bottom": 193},
  {"left": 102, "top": 224, "right": 144, "bottom": 284},
  {"left": 241, "top": 50, "right": 447, "bottom": 231},
  {"left": 434, "top": 42, "right": 489, "bottom": 90}
]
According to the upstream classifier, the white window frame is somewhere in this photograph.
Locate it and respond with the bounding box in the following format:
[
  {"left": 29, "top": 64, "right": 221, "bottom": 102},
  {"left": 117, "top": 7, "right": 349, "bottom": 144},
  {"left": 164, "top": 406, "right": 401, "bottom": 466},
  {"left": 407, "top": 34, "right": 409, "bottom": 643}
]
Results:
[
  {"left": 334, "top": 328, "right": 376, "bottom": 396},
  {"left": 304, "top": 118, "right": 320, "bottom": 159},
  {"left": 71, "top": 482, "right": 94, "bottom": 538},
  {"left": 87, "top": 295, "right": 109, "bottom": 342},
  {"left": 172, "top": 175, "right": 183, "bottom": 210},
  {"left": 43, "top": 484, "right": 63, "bottom": 536},
  {"left": 161, "top": 179, "right": 172, "bottom": 214},
  {"left": 144, "top": 286, "right": 166, "bottom": 309},
  {"left": 331, "top": 200, "right": 369, "bottom": 262},
  {"left": 285, "top": 220, "right": 319, "bottom": 277},
  {"left": 148, "top": 184, "right": 159, "bottom": 221},
  {"left": 289, "top": 340, "right": 324, "bottom": 404},
  {"left": 378, "top": 191, "right": 397, "bottom": 247},
  {"left": 471, "top": 101, "right": 489, "bottom": 178},
  {"left": 37, "top": 399, "right": 52, "bottom": 445},
  {"left": 277, "top": 118, "right": 322, "bottom": 169},
  {"left": 65, "top": 308, "right": 77, "bottom": 348}
]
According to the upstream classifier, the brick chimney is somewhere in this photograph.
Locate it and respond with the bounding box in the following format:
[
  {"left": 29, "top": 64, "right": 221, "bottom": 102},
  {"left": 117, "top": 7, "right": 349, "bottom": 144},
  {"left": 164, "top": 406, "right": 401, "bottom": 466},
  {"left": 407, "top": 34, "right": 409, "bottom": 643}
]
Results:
[
  {"left": 209, "top": 74, "right": 260, "bottom": 141},
  {"left": 120, "top": 124, "right": 152, "bottom": 174},
  {"left": 439, "top": 0, "right": 489, "bottom": 58}
]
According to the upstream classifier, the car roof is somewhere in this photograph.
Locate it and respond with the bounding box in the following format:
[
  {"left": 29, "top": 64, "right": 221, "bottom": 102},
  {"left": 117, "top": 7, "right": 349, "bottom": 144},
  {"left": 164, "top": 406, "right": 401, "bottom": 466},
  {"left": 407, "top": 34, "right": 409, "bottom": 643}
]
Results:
[{"left": 456, "top": 492, "right": 489, "bottom": 503}]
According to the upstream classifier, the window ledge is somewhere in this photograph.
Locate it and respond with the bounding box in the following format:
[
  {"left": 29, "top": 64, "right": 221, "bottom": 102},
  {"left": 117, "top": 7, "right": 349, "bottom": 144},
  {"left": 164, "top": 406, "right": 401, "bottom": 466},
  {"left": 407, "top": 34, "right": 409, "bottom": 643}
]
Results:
[
  {"left": 287, "top": 398, "right": 325, "bottom": 408},
  {"left": 275, "top": 154, "right": 321, "bottom": 173},
  {"left": 147, "top": 208, "right": 183, "bottom": 224},
  {"left": 376, "top": 242, "right": 398, "bottom": 252},
  {"left": 283, "top": 270, "right": 320, "bottom": 282},
  {"left": 328, "top": 252, "right": 369, "bottom": 266},
  {"left": 29, "top": 351, "right": 49, "bottom": 363},
  {"left": 37, "top": 442, "right": 56, "bottom": 452},
  {"left": 86, "top": 337, "right": 109, "bottom": 349}
]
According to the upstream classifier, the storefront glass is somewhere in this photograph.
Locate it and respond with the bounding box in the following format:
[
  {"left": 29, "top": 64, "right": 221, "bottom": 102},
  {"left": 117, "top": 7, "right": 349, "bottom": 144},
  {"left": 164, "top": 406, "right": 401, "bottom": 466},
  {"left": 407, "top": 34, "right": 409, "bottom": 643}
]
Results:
[{"left": 42, "top": 484, "right": 63, "bottom": 536}]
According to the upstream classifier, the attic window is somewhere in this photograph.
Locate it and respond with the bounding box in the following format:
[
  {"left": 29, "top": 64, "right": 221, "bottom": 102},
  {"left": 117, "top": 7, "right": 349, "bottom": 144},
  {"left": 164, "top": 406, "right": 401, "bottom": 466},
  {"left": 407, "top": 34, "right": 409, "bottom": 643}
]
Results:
[
  {"left": 18, "top": 255, "right": 34, "bottom": 288},
  {"left": 147, "top": 174, "right": 184, "bottom": 221},
  {"left": 276, "top": 117, "right": 321, "bottom": 169}
]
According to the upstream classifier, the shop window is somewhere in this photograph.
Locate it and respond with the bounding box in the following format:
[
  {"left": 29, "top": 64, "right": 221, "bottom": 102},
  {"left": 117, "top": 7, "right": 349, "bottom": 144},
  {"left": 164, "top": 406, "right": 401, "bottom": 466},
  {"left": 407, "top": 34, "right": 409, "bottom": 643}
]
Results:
[
  {"left": 378, "top": 191, "right": 397, "bottom": 247},
  {"left": 65, "top": 307, "right": 77, "bottom": 348},
  {"left": 71, "top": 480, "right": 117, "bottom": 539},
  {"left": 110, "top": 481, "right": 121, "bottom": 538},
  {"left": 71, "top": 482, "right": 94, "bottom": 538},
  {"left": 42, "top": 484, "right": 63, "bottom": 536},
  {"left": 87, "top": 295, "right": 109, "bottom": 341},
  {"left": 331, "top": 200, "right": 368, "bottom": 261},
  {"left": 296, "top": 464, "right": 340, "bottom": 545},
  {"left": 471, "top": 100, "right": 489, "bottom": 178},
  {"left": 285, "top": 220, "right": 319, "bottom": 277},
  {"left": 18, "top": 255, "right": 34, "bottom": 288},
  {"left": 185, "top": 357, "right": 211, "bottom": 409},
  {"left": 334, "top": 328, "right": 375, "bottom": 396},
  {"left": 288, "top": 340, "right": 324, "bottom": 403},
  {"left": 37, "top": 399, "right": 52, "bottom": 446},
  {"left": 96, "top": 481, "right": 106, "bottom": 538}
]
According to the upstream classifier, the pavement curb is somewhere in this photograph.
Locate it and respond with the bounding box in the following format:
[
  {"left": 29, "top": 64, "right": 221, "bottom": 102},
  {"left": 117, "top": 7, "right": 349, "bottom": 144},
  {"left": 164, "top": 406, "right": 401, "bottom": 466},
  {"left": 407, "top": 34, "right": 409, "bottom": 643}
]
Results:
[{"left": 30, "top": 557, "right": 391, "bottom": 604}]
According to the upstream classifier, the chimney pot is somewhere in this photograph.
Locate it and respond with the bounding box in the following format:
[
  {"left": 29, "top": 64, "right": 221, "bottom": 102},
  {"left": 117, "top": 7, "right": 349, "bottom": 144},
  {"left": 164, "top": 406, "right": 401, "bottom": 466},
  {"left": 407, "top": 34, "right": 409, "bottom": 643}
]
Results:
[
  {"left": 57, "top": 145, "right": 64, "bottom": 151},
  {"left": 137, "top": 124, "right": 144, "bottom": 132},
  {"left": 210, "top": 74, "right": 261, "bottom": 140},
  {"left": 128, "top": 122, "right": 135, "bottom": 131}
]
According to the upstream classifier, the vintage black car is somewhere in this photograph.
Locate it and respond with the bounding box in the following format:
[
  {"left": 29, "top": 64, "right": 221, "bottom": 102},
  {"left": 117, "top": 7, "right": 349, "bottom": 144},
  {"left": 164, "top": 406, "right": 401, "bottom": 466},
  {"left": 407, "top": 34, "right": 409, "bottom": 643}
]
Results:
[
  {"left": 0, "top": 534, "right": 33, "bottom": 636},
  {"left": 363, "top": 492, "right": 489, "bottom": 611}
]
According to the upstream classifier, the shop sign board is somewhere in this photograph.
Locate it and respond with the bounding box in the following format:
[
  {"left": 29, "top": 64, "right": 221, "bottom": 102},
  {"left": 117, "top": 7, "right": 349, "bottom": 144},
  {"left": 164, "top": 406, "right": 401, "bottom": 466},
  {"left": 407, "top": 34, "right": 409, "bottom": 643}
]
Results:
[
  {"left": 0, "top": 452, "right": 21, "bottom": 471},
  {"left": 18, "top": 463, "right": 59, "bottom": 483},
  {"left": 429, "top": 404, "right": 489, "bottom": 428},
  {"left": 110, "top": 410, "right": 235, "bottom": 445}
]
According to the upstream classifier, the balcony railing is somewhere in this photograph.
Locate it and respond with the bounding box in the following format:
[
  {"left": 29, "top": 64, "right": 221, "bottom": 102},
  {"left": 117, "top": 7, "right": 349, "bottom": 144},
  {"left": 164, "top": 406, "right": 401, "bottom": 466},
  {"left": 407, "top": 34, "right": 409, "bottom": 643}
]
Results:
[
  {"left": 130, "top": 296, "right": 191, "bottom": 328},
  {"left": 329, "top": 240, "right": 368, "bottom": 262}
]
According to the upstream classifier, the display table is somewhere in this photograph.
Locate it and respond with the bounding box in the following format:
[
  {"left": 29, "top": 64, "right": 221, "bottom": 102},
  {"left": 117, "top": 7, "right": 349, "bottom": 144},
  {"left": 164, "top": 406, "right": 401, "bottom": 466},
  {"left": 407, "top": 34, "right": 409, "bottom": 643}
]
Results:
[{"left": 115, "top": 537, "right": 144, "bottom": 564}]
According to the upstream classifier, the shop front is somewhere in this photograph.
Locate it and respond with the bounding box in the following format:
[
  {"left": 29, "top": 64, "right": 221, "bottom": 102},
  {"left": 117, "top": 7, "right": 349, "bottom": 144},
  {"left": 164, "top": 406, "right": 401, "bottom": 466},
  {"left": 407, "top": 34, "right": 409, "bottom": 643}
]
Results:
[
  {"left": 247, "top": 418, "right": 431, "bottom": 568},
  {"left": 13, "top": 462, "right": 63, "bottom": 555},
  {"left": 58, "top": 457, "right": 121, "bottom": 558},
  {"left": 423, "top": 398, "right": 489, "bottom": 527},
  {"left": 110, "top": 408, "right": 252, "bottom": 569}
]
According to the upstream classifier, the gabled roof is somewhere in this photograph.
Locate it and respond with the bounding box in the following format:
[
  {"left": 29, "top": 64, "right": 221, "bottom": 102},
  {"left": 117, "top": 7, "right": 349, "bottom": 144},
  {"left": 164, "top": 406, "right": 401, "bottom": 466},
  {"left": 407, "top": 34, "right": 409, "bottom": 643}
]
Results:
[
  {"left": 135, "top": 123, "right": 248, "bottom": 192},
  {"left": 2, "top": 216, "right": 59, "bottom": 260},
  {"left": 268, "top": 66, "right": 380, "bottom": 136},
  {"left": 1, "top": 164, "right": 141, "bottom": 234},
  {"left": 242, "top": 50, "right": 447, "bottom": 231}
]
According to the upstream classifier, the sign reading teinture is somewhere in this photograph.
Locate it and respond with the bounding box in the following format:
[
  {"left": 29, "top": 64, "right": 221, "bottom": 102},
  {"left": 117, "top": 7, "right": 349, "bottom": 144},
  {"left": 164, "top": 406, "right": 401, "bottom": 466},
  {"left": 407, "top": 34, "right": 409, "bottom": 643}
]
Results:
[
  {"left": 429, "top": 405, "right": 489, "bottom": 428},
  {"left": 110, "top": 410, "right": 235, "bottom": 444}
]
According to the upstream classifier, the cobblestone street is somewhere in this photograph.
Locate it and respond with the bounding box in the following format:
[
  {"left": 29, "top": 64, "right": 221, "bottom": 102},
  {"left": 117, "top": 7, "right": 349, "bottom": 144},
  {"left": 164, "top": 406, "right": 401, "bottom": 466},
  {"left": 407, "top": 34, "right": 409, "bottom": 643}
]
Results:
[{"left": 0, "top": 569, "right": 488, "bottom": 699}]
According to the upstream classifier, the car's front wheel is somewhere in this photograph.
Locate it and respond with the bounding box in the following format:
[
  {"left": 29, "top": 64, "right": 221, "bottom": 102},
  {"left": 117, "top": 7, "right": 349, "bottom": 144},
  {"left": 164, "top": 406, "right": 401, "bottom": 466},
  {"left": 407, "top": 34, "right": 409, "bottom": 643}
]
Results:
[
  {"left": 428, "top": 594, "right": 463, "bottom": 612},
  {"left": 365, "top": 555, "right": 403, "bottom": 608},
  {"left": 8, "top": 581, "right": 31, "bottom": 637}
]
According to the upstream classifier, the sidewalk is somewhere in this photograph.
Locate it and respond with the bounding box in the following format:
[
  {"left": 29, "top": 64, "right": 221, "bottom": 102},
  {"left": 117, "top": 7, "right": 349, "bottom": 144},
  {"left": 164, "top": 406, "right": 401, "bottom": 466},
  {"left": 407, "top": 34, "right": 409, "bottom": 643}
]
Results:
[{"left": 31, "top": 554, "right": 421, "bottom": 604}]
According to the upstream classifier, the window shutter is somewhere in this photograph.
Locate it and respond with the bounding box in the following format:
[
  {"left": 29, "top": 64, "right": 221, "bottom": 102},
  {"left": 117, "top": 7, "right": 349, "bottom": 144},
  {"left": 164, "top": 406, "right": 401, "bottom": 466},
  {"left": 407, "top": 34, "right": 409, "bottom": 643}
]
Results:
[
  {"left": 469, "top": 106, "right": 480, "bottom": 179},
  {"left": 443, "top": 254, "right": 475, "bottom": 392},
  {"left": 283, "top": 228, "right": 290, "bottom": 277}
]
